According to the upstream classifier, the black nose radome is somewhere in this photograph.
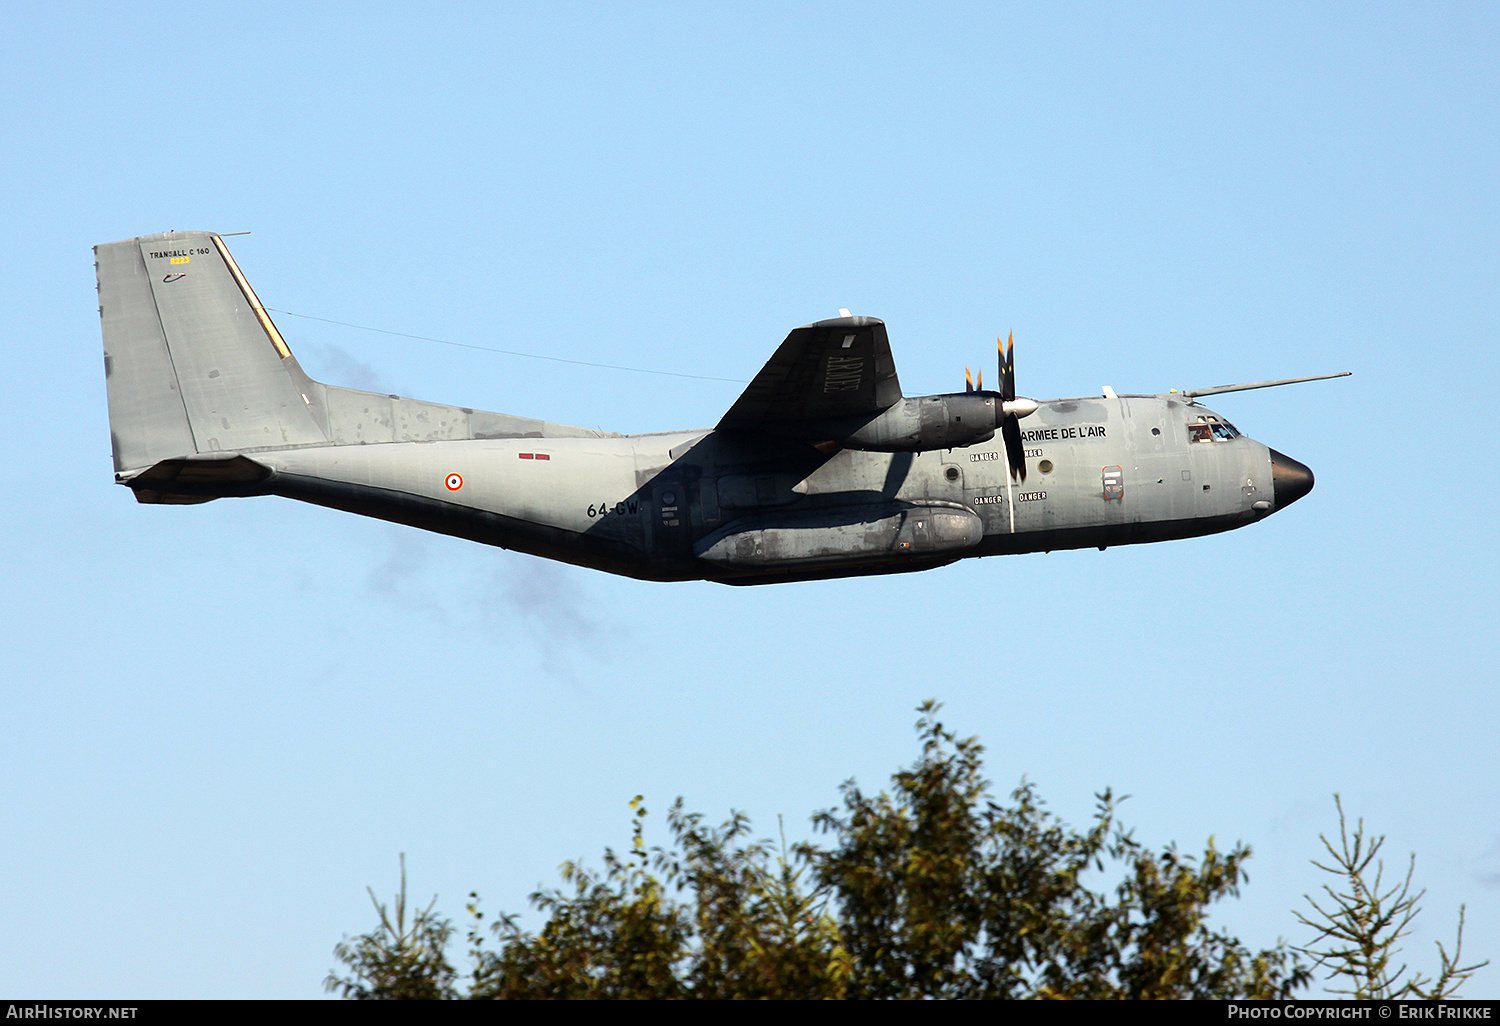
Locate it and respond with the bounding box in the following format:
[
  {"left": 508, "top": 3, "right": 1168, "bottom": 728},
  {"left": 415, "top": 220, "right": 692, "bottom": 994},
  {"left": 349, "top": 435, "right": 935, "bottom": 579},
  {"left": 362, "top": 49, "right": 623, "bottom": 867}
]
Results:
[{"left": 1269, "top": 449, "right": 1314, "bottom": 509}]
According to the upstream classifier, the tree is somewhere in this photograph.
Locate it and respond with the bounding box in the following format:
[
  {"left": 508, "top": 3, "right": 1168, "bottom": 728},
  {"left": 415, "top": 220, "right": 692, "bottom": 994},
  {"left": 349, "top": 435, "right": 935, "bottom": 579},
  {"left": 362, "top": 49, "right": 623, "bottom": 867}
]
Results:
[
  {"left": 804, "top": 701, "right": 1306, "bottom": 999},
  {"left": 467, "top": 797, "right": 848, "bottom": 999},
  {"left": 325, "top": 854, "right": 458, "bottom": 1000},
  {"left": 1294, "top": 796, "right": 1488, "bottom": 999},
  {"left": 333, "top": 702, "right": 1342, "bottom": 998}
]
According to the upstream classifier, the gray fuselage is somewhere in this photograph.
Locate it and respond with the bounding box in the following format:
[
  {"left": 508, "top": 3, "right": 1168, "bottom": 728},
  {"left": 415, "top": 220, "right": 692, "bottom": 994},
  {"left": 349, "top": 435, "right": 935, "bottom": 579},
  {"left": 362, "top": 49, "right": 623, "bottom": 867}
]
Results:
[{"left": 245, "top": 391, "right": 1294, "bottom": 585}]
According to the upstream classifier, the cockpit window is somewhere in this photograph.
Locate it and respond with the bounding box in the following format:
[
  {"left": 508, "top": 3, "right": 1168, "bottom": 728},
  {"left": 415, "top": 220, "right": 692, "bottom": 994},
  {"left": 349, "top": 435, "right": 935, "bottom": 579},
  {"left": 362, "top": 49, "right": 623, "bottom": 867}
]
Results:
[{"left": 1188, "top": 417, "right": 1241, "bottom": 442}]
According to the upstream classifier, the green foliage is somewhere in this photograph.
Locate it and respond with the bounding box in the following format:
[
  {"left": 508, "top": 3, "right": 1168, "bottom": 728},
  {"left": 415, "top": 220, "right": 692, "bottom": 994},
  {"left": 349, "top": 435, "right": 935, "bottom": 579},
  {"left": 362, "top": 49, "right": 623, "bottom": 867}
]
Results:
[
  {"left": 805, "top": 700, "right": 1307, "bottom": 999},
  {"left": 1295, "top": 796, "right": 1488, "bottom": 999},
  {"left": 467, "top": 797, "right": 846, "bottom": 998},
  {"left": 328, "top": 704, "right": 1483, "bottom": 1000},
  {"left": 469, "top": 796, "right": 691, "bottom": 998},
  {"left": 325, "top": 854, "right": 458, "bottom": 1000}
]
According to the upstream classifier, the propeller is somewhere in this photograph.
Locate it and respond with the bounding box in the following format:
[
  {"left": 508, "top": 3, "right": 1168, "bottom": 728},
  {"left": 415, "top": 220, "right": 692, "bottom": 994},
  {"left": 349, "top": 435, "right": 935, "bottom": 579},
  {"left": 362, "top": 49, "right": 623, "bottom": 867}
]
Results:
[
  {"left": 998, "top": 333, "right": 1027, "bottom": 482},
  {"left": 965, "top": 332, "right": 1038, "bottom": 481}
]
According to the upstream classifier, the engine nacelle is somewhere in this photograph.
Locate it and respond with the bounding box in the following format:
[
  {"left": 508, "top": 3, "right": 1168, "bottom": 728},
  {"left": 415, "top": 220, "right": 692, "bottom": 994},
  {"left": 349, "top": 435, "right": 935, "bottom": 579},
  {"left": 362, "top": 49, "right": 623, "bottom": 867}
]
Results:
[{"left": 840, "top": 394, "right": 997, "bottom": 452}]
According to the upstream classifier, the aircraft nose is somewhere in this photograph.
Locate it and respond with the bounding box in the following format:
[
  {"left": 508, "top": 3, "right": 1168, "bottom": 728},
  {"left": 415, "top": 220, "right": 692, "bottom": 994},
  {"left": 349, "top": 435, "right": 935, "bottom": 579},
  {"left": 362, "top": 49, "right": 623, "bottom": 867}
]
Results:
[{"left": 1269, "top": 449, "right": 1314, "bottom": 509}]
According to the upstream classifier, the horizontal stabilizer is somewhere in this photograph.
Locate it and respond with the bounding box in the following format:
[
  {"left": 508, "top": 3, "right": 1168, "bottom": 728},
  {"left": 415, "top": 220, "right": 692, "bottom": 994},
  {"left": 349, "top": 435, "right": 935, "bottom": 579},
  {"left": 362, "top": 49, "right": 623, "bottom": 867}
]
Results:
[{"left": 125, "top": 454, "right": 273, "bottom": 504}]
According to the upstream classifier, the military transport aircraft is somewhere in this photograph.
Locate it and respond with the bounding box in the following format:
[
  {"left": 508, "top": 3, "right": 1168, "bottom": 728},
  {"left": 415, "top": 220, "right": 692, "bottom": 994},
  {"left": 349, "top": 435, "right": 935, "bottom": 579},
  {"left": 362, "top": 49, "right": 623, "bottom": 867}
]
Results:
[{"left": 97, "top": 231, "right": 1346, "bottom": 585}]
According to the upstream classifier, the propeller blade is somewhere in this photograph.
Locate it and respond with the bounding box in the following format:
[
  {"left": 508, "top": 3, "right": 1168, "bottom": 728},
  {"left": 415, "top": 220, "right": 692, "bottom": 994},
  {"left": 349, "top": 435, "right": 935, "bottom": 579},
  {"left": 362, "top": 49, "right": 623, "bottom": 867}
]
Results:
[
  {"left": 996, "top": 336, "right": 1002, "bottom": 398},
  {"left": 999, "top": 332, "right": 1016, "bottom": 402},
  {"left": 965, "top": 366, "right": 974, "bottom": 393},
  {"left": 1001, "top": 412, "right": 1026, "bottom": 482},
  {"left": 991, "top": 332, "right": 1025, "bottom": 480}
]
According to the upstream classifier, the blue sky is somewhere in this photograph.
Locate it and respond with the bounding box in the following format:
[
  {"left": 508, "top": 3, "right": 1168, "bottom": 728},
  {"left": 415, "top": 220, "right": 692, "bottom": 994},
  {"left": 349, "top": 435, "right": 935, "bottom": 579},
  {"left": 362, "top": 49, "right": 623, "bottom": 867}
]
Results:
[{"left": 2, "top": 2, "right": 1497, "bottom": 998}]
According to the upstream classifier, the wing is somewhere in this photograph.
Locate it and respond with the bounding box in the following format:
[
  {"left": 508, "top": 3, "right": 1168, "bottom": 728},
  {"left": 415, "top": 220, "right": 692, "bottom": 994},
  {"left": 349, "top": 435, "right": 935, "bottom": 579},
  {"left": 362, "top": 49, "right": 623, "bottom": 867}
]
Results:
[{"left": 717, "top": 316, "right": 903, "bottom": 436}]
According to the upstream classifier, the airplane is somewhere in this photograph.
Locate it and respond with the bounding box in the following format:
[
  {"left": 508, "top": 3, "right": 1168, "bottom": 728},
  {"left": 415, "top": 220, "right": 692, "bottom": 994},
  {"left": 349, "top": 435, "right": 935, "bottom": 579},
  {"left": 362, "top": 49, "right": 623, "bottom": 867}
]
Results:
[{"left": 96, "top": 231, "right": 1347, "bottom": 586}]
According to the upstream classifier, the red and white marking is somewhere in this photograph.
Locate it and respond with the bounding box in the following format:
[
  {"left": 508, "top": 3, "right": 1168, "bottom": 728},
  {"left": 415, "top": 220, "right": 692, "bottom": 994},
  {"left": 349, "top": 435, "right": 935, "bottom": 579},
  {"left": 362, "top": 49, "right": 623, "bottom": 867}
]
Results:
[{"left": 445, "top": 472, "right": 464, "bottom": 491}]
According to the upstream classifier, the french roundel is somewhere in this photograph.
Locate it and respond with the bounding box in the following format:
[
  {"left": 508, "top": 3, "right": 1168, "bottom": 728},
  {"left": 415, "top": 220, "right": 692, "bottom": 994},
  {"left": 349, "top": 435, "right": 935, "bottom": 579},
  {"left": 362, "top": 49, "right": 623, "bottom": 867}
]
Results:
[{"left": 445, "top": 473, "right": 464, "bottom": 491}]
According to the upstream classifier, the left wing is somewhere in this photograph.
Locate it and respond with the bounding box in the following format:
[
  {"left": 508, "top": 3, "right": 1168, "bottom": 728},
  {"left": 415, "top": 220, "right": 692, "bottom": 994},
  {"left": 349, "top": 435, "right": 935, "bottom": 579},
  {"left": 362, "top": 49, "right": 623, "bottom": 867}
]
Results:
[{"left": 717, "top": 316, "right": 903, "bottom": 436}]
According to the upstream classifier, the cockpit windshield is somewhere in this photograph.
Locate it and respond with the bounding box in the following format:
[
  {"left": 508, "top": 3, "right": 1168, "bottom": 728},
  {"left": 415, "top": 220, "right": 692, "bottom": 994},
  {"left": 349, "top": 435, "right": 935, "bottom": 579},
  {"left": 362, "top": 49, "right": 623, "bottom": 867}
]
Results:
[{"left": 1188, "top": 416, "right": 1241, "bottom": 442}]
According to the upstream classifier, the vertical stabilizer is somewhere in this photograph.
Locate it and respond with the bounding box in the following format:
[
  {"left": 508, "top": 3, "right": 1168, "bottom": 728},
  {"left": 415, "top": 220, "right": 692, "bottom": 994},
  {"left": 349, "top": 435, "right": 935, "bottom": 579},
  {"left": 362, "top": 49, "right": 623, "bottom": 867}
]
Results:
[{"left": 97, "top": 231, "right": 327, "bottom": 478}]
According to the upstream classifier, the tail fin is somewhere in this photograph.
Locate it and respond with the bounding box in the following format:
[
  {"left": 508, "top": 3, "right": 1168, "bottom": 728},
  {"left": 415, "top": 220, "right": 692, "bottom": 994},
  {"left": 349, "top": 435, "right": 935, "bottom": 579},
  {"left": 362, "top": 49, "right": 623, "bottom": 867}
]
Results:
[{"left": 97, "top": 231, "right": 328, "bottom": 485}]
